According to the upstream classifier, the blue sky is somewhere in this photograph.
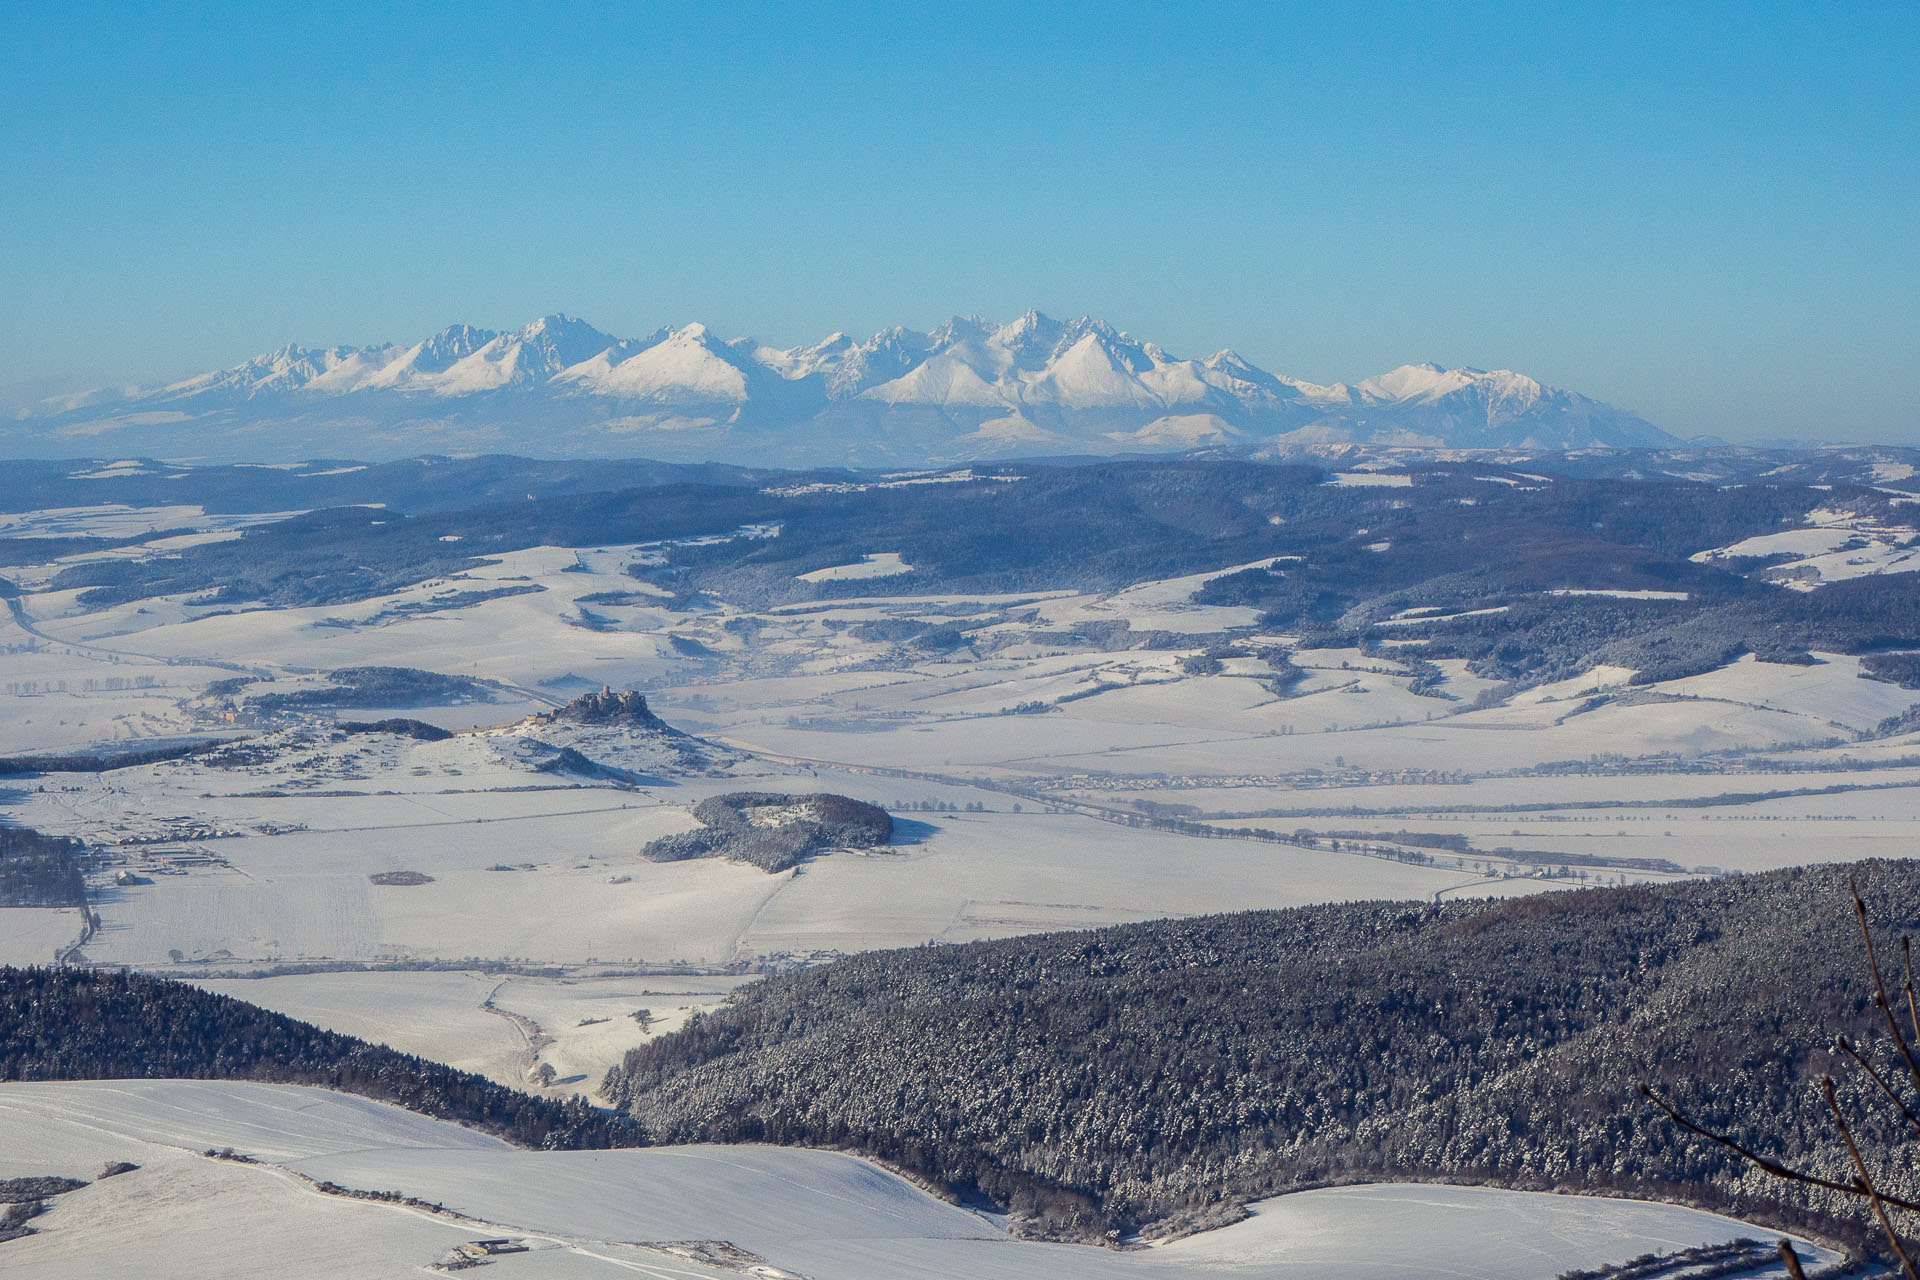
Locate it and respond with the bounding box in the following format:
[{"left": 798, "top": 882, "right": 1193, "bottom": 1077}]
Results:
[{"left": 1, "top": 1, "right": 1914, "bottom": 441}]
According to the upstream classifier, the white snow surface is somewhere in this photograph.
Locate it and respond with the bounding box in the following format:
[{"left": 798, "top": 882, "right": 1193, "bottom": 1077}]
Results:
[
  {"left": 1691, "top": 509, "right": 1920, "bottom": 589},
  {"left": 1545, "top": 588, "right": 1690, "bottom": 600},
  {"left": 797, "top": 552, "right": 913, "bottom": 581},
  {"left": 0, "top": 1081, "right": 1834, "bottom": 1280},
  {"left": 1329, "top": 471, "right": 1413, "bottom": 487},
  {"left": 1153, "top": 1183, "right": 1834, "bottom": 1279}
]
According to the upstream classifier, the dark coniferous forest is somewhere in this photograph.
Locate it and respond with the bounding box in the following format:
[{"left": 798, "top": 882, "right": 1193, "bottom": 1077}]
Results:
[
  {"left": 606, "top": 860, "right": 1920, "bottom": 1249},
  {"left": 0, "top": 828, "right": 85, "bottom": 908}
]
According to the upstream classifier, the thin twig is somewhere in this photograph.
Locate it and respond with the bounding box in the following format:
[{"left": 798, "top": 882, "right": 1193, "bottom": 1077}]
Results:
[
  {"left": 1640, "top": 1085, "right": 1920, "bottom": 1213},
  {"left": 1823, "top": 1075, "right": 1920, "bottom": 1280},
  {"left": 1852, "top": 878, "right": 1920, "bottom": 1100},
  {"left": 1838, "top": 1034, "right": 1920, "bottom": 1141},
  {"left": 1902, "top": 936, "right": 1920, "bottom": 1055},
  {"left": 1777, "top": 1239, "right": 1808, "bottom": 1280}
]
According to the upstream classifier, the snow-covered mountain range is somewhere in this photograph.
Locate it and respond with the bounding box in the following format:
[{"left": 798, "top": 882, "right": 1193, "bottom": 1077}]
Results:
[{"left": 8, "top": 312, "right": 1679, "bottom": 463}]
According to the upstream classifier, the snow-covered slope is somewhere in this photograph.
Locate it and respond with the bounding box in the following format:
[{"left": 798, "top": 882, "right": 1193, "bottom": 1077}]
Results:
[
  {"left": 1322, "top": 362, "right": 1678, "bottom": 449},
  {"left": 7, "top": 312, "right": 1677, "bottom": 464},
  {"left": 0, "top": 1080, "right": 1838, "bottom": 1280}
]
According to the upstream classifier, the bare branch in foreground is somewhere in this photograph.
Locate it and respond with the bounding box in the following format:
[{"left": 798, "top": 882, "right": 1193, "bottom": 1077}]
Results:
[
  {"left": 1902, "top": 936, "right": 1920, "bottom": 1063},
  {"left": 1837, "top": 1034, "right": 1920, "bottom": 1143},
  {"left": 1823, "top": 1075, "right": 1919, "bottom": 1280},
  {"left": 1639, "top": 1085, "right": 1920, "bottom": 1214},
  {"left": 1853, "top": 878, "right": 1920, "bottom": 1102}
]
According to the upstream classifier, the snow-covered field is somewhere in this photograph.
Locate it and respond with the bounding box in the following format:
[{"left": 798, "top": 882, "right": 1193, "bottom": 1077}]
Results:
[
  {"left": 192, "top": 971, "right": 750, "bottom": 1100},
  {"left": 8, "top": 722, "right": 1467, "bottom": 974},
  {"left": 0, "top": 1081, "right": 1837, "bottom": 1280},
  {"left": 797, "top": 551, "right": 913, "bottom": 581},
  {"left": 1328, "top": 471, "right": 1413, "bottom": 486},
  {"left": 0, "top": 906, "right": 86, "bottom": 965},
  {"left": 0, "top": 503, "right": 300, "bottom": 539},
  {"left": 5, "top": 500, "right": 1920, "bottom": 1274},
  {"left": 1156, "top": 1184, "right": 1832, "bottom": 1278},
  {"left": 1692, "top": 505, "right": 1920, "bottom": 588}
]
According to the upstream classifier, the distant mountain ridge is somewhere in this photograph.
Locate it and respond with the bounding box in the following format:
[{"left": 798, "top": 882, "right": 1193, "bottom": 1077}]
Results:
[{"left": 9, "top": 312, "right": 1679, "bottom": 463}]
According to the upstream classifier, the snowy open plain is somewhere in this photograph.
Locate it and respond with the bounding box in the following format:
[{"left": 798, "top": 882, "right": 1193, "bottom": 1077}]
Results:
[{"left": 8, "top": 509, "right": 1920, "bottom": 1073}]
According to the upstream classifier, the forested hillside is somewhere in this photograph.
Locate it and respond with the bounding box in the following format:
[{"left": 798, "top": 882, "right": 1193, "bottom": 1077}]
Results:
[
  {"left": 49, "top": 457, "right": 1918, "bottom": 690},
  {"left": 607, "top": 861, "right": 1920, "bottom": 1249},
  {"left": 46, "top": 460, "right": 1815, "bottom": 613},
  {"left": 0, "top": 967, "right": 634, "bottom": 1150},
  {"left": 0, "top": 828, "right": 85, "bottom": 907}
]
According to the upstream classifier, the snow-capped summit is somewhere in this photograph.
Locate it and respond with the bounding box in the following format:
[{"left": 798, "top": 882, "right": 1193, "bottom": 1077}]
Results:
[
  {"left": 1334, "top": 363, "right": 1667, "bottom": 449},
  {"left": 10, "top": 313, "right": 1679, "bottom": 463},
  {"left": 762, "top": 326, "right": 940, "bottom": 399},
  {"left": 380, "top": 318, "right": 626, "bottom": 395},
  {"left": 362, "top": 325, "right": 497, "bottom": 389},
  {"left": 1356, "top": 362, "right": 1542, "bottom": 406},
  {"left": 516, "top": 314, "right": 622, "bottom": 372},
  {"left": 150, "top": 342, "right": 398, "bottom": 403},
  {"left": 991, "top": 309, "right": 1068, "bottom": 365},
  {"left": 558, "top": 322, "right": 767, "bottom": 403},
  {"left": 928, "top": 315, "right": 996, "bottom": 348},
  {"left": 758, "top": 331, "right": 854, "bottom": 379}
]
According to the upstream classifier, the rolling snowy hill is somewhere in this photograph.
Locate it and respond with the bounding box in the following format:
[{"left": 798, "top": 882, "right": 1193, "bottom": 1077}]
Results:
[
  {"left": 0, "top": 1080, "right": 1838, "bottom": 1280},
  {"left": 6, "top": 312, "right": 1679, "bottom": 464}
]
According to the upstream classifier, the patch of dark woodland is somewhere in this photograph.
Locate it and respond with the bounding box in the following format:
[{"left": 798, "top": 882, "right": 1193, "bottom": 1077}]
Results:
[
  {"left": 0, "top": 826, "right": 85, "bottom": 908},
  {"left": 641, "top": 792, "right": 892, "bottom": 873}
]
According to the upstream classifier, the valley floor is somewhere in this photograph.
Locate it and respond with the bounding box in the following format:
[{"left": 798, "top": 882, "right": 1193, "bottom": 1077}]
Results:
[
  {"left": 8, "top": 524, "right": 1920, "bottom": 1099},
  {"left": 4, "top": 494, "right": 1919, "bottom": 1272}
]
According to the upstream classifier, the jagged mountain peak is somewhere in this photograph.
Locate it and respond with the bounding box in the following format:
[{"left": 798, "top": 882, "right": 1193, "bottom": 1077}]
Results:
[
  {"left": 929, "top": 314, "right": 996, "bottom": 347},
  {"left": 519, "top": 312, "right": 612, "bottom": 346},
  {"left": 522, "top": 311, "right": 586, "bottom": 332},
  {"left": 16, "top": 312, "right": 1678, "bottom": 460},
  {"left": 507, "top": 315, "right": 621, "bottom": 377},
  {"left": 992, "top": 308, "right": 1064, "bottom": 354},
  {"left": 1357, "top": 362, "right": 1474, "bottom": 401},
  {"left": 1362, "top": 362, "right": 1540, "bottom": 393},
  {"left": 415, "top": 323, "right": 497, "bottom": 363}
]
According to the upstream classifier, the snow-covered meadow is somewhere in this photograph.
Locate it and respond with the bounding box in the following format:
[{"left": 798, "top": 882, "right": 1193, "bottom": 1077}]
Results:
[{"left": 0, "top": 1081, "right": 1838, "bottom": 1280}]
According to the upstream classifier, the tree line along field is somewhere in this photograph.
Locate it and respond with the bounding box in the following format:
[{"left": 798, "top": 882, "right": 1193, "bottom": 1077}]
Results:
[
  {"left": 0, "top": 966, "right": 631, "bottom": 1149},
  {"left": 0, "top": 828, "right": 84, "bottom": 908}
]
